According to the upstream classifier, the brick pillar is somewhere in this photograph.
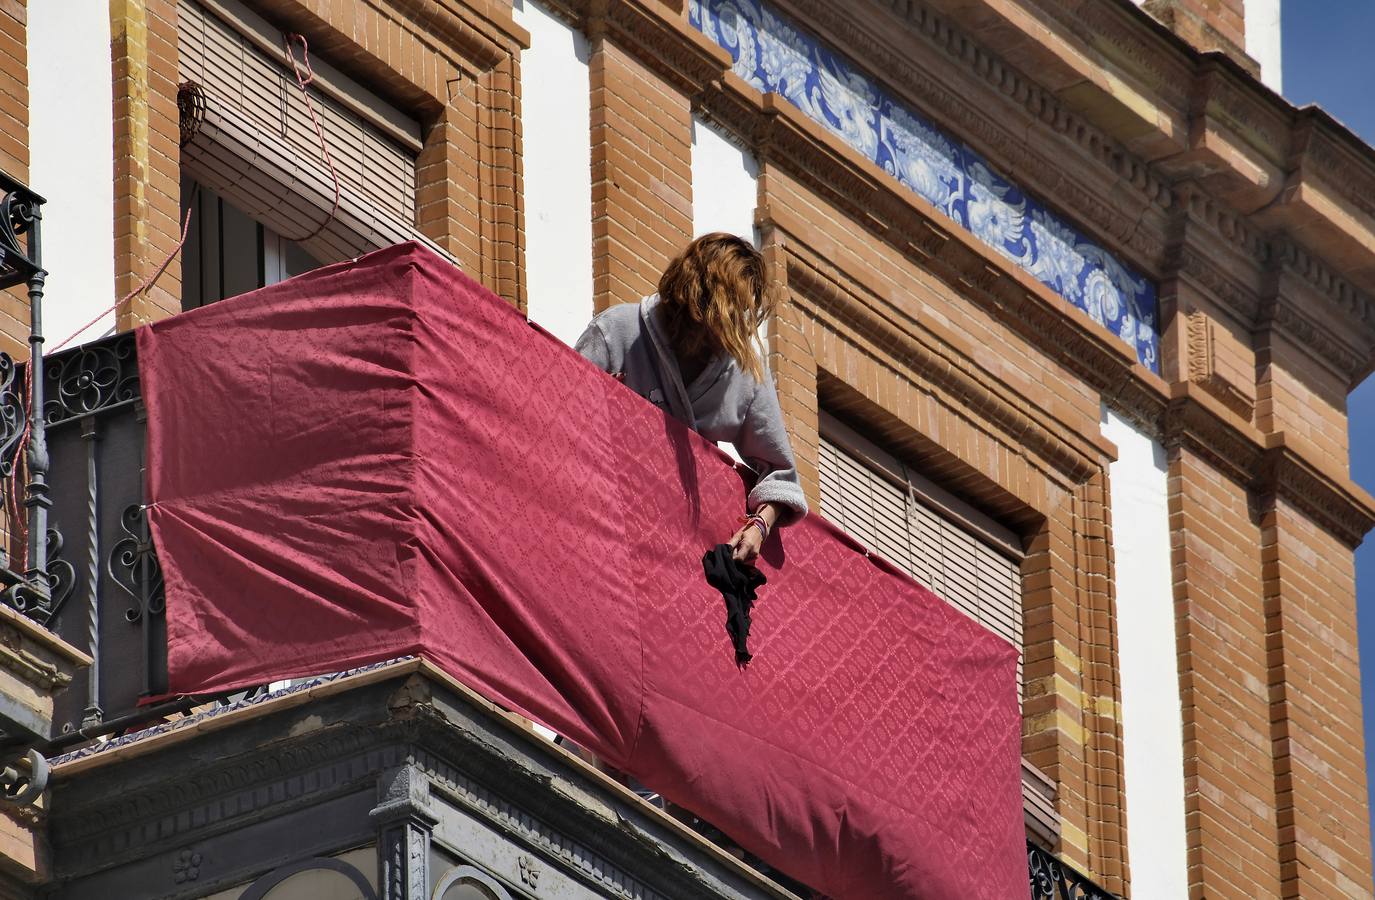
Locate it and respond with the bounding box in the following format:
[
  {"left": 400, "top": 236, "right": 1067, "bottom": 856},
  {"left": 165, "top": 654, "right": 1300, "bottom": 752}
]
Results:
[
  {"left": 1168, "top": 446, "right": 1284, "bottom": 899},
  {"left": 1261, "top": 498, "right": 1374, "bottom": 899},
  {"left": 587, "top": 31, "right": 692, "bottom": 313},
  {"left": 758, "top": 216, "right": 820, "bottom": 502},
  {"left": 111, "top": 0, "right": 183, "bottom": 330},
  {"left": 0, "top": 0, "right": 29, "bottom": 356},
  {"left": 1076, "top": 470, "right": 1128, "bottom": 894}
]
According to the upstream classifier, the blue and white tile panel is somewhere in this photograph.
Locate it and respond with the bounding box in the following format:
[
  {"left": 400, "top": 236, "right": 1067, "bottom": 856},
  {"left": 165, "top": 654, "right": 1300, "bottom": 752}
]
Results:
[{"left": 690, "top": 0, "right": 1160, "bottom": 372}]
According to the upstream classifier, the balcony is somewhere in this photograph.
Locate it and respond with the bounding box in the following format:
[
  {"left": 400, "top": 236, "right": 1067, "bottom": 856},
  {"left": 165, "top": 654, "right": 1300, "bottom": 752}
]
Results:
[{"left": 0, "top": 253, "right": 1122, "bottom": 898}]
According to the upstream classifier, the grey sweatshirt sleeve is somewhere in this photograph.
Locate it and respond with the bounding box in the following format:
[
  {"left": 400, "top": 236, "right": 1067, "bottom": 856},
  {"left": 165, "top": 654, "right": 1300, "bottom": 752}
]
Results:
[
  {"left": 736, "top": 379, "right": 809, "bottom": 523},
  {"left": 574, "top": 319, "right": 612, "bottom": 372}
]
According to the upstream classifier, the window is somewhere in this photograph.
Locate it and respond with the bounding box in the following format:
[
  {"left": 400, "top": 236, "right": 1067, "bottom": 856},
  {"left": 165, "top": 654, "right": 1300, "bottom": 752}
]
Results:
[
  {"left": 177, "top": 0, "right": 437, "bottom": 266},
  {"left": 181, "top": 175, "right": 323, "bottom": 308},
  {"left": 816, "top": 412, "right": 1024, "bottom": 694}
]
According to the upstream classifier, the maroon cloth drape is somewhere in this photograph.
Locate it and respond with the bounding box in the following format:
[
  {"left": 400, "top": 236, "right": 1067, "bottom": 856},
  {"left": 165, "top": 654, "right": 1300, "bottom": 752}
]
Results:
[{"left": 139, "top": 242, "right": 1024, "bottom": 899}]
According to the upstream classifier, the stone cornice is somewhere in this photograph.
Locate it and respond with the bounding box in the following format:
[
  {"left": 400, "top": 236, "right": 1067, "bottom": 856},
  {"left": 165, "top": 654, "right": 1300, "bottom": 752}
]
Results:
[
  {"left": 1261, "top": 433, "right": 1375, "bottom": 548},
  {"left": 801, "top": 0, "right": 1375, "bottom": 376},
  {"left": 1161, "top": 383, "right": 1375, "bottom": 547},
  {"left": 49, "top": 667, "right": 790, "bottom": 899},
  {"left": 778, "top": 0, "right": 1175, "bottom": 274},
  {"left": 1267, "top": 239, "right": 1375, "bottom": 386}
]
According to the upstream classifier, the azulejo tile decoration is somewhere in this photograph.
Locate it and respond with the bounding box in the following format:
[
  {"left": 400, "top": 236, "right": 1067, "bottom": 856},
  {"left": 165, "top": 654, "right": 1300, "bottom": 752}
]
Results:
[{"left": 690, "top": 0, "right": 1161, "bottom": 373}]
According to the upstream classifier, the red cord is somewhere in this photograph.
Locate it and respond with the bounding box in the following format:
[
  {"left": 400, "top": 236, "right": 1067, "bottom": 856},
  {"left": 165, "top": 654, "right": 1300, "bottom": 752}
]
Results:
[{"left": 282, "top": 32, "right": 341, "bottom": 243}]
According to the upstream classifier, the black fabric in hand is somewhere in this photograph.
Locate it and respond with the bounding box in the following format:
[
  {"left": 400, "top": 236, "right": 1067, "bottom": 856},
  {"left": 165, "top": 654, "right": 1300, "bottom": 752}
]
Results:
[{"left": 702, "top": 543, "right": 768, "bottom": 665}]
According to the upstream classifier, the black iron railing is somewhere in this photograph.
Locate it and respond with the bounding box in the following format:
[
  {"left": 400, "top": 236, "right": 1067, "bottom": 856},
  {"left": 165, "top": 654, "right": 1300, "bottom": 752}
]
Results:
[
  {"left": 0, "top": 332, "right": 166, "bottom": 736},
  {"left": 1029, "top": 840, "right": 1119, "bottom": 899}
]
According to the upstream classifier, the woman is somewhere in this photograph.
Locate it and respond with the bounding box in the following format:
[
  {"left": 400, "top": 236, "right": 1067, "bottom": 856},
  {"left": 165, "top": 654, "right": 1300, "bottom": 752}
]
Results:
[{"left": 575, "top": 232, "right": 807, "bottom": 561}]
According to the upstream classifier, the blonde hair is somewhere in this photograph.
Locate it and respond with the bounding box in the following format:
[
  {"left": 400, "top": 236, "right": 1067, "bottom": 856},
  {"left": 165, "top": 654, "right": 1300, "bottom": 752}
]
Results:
[{"left": 657, "top": 232, "right": 775, "bottom": 381}]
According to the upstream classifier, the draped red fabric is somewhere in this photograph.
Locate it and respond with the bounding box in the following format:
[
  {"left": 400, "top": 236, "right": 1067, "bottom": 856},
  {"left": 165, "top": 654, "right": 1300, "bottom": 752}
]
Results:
[{"left": 138, "top": 242, "right": 1024, "bottom": 899}]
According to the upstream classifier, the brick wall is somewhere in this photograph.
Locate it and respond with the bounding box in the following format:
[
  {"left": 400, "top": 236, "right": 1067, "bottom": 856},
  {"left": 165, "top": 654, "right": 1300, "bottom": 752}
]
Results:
[
  {"left": 1170, "top": 448, "right": 1283, "bottom": 898},
  {"left": 588, "top": 38, "right": 692, "bottom": 314},
  {"left": 0, "top": 0, "right": 28, "bottom": 357},
  {"left": 111, "top": 0, "right": 183, "bottom": 331},
  {"left": 1263, "top": 499, "right": 1373, "bottom": 898}
]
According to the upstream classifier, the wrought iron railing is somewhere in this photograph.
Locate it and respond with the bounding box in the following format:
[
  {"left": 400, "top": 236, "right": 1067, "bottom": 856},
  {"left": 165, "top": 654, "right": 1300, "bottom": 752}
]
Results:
[
  {"left": 1029, "top": 840, "right": 1119, "bottom": 899},
  {"left": 0, "top": 332, "right": 167, "bottom": 736}
]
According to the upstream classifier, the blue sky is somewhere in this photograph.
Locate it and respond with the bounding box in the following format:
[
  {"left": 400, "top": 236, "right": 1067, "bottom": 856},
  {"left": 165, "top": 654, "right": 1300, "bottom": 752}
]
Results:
[{"left": 1280, "top": 1, "right": 1375, "bottom": 855}]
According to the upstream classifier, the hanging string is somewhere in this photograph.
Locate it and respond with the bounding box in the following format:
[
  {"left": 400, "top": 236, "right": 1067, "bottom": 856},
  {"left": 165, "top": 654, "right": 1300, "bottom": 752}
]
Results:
[{"left": 281, "top": 32, "right": 341, "bottom": 243}]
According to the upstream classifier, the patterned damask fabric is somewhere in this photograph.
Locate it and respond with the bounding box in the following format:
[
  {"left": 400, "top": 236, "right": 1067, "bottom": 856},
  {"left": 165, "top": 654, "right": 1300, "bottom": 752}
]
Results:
[
  {"left": 140, "top": 243, "right": 1024, "bottom": 898},
  {"left": 691, "top": 0, "right": 1161, "bottom": 373}
]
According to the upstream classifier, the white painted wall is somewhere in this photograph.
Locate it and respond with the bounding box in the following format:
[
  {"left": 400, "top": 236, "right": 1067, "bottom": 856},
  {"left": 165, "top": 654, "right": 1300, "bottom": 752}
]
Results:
[
  {"left": 692, "top": 117, "right": 760, "bottom": 463},
  {"left": 512, "top": 0, "right": 593, "bottom": 348},
  {"left": 691, "top": 117, "right": 759, "bottom": 244},
  {"left": 1101, "top": 406, "right": 1189, "bottom": 899},
  {"left": 1245, "top": 0, "right": 1283, "bottom": 92},
  {"left": 29, "top": 3, "right": 116, "bottom": 349}
]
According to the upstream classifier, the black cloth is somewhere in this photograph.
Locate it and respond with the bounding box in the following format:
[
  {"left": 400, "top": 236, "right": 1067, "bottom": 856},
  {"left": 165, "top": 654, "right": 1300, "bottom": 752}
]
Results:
[{"left": 701, "top": 543, "right": 767, "bottom": 665}]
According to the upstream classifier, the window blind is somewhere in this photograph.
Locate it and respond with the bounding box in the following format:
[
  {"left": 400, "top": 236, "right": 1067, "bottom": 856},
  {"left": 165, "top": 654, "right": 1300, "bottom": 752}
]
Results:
[
  {"left": 817, "top": 414, "right": 1023, "bottom": 692},
  {"left": 177, "top": 0, "right": 449, "bottom": 265},
  {"left": 816, "top": 413, "right": 1052, "bottom": 838}
]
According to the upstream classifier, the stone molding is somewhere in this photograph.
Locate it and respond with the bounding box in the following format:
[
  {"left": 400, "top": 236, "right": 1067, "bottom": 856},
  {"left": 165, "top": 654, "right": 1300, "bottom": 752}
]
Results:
[
  {"left": 1260, "top": 434, "right": 1375, "bottom": 548},
  {"left": 1185, "top": 309, "right": 1255, "bottom": 419},
  {"left": 777, "top": 228, "right": 1104, "bottom": 486},
  {"left": 417, "top": 741, "right": 669, "bottom": 900},
  {"left": 1161, "top": 383, "right": 1375, "bottom": 546}
]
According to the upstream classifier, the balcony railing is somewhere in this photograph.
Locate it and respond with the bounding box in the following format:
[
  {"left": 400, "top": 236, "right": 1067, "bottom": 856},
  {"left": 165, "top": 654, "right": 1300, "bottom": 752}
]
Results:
[
  {"left": 1029, "top": 840, "right": 1119, "bottom": 899},
  {"left": 0, "top": 332, "right": 167, "bottom": 736}
]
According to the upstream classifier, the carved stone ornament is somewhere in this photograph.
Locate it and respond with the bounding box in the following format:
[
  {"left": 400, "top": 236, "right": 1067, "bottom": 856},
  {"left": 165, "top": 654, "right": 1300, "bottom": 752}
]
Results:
[
  {"left": 172, "top": 847, "right": 202, "bottom": 884},
  {"left": 518, "top": 854, "right": 541, "bottom": 887},
  {"left": 1185, "top": 310, "right": 1255, "bottom": 420}
]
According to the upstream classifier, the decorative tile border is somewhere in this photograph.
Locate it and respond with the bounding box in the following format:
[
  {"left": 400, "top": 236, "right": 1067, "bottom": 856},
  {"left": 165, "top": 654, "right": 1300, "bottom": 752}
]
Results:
[{"left": 690, "top": 0, "right": 1160, "bottom": 373}]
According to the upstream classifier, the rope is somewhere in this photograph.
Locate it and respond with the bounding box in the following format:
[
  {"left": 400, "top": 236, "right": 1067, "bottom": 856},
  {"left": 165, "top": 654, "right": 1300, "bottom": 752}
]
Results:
[{"left": 281, "top": 32, "right": 341, "bottom": 244}]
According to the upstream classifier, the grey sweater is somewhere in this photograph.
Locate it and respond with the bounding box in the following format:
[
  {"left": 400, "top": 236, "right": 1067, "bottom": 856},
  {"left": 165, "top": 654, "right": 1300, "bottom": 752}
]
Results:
[{"left": 574, "top": 295, "right": 809, "bottom": 522}]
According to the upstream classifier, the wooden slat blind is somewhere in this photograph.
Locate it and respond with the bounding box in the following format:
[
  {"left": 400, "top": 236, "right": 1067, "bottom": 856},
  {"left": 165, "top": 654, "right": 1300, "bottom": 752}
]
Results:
[
  {"left": 177, "top": 0, "right": 446, "bottom": 264},
  {"left": 817, "top": 418, "right": 1023, "bottom": 695}
]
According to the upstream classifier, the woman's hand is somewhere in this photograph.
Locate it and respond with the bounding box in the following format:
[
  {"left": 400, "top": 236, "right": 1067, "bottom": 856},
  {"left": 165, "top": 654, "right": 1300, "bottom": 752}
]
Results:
[
  {"left": 729, "top": 522, "right": 765, "bottom": 563},
  {"left": 728, "top": 503, "right": 779, "bottom": 563}
]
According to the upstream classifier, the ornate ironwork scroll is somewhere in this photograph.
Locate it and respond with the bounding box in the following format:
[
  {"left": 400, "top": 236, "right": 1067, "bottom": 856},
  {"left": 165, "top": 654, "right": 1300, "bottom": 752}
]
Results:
[
  {"left": 110, "top": 502, "right": 165, "bottom": 699},
  {"left": 0, "top": 173, "right": 43, "bottom": 291},
  {"left": 2, "top": 528, "right": 77, "bottom": 627},
  {"left": 110, "top": 503, "right": 164, "bottom": 625},
  {"left": 1028, "top": 841, "right": 1119, "bottom": 900},
  {"left": 0, "top": 354, "right": 25, "bottom": 476},
  {"left": 43, "top": 333, "right": 140, "bottom": 425}
]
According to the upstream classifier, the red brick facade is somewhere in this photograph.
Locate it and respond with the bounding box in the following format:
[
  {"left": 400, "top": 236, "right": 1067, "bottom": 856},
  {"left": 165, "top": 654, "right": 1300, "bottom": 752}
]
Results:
[{"left": 2, "top": 0, "right": 1374, "bottom": 897}]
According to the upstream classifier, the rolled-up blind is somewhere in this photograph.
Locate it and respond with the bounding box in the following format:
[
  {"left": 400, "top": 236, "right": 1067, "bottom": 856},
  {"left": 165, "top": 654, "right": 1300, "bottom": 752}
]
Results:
[{"left": 177, "top": 0, "right": 451, "bottom": 264}]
